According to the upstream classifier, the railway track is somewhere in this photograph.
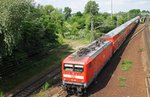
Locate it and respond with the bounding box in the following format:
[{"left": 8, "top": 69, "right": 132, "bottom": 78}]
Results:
[
  {"left": 52, "top": 88, "right": 65, "bottom": 97},
  {"left": 52, "top": 89, "right": 75, "bottom": 97},
  {"left": 11, "top": 66, "right": 61, "bottom": 97}
]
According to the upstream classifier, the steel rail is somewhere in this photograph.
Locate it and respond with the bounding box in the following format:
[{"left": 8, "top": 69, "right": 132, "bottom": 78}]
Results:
[{"left": 11, "top": 66, "right": 61, "bottom": 97}]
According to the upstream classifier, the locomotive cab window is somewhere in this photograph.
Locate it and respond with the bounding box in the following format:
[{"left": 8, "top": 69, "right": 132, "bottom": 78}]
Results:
[
  {"left": 64, "top": 64, "right": 73, "bottom": 71},
  {"left": 74, "top": 65, "right": 84, "bottom": 72}
]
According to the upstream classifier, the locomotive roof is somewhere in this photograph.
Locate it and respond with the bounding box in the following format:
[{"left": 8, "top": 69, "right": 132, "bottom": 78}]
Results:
[
  {"left": 83, "top": 40, "right": 111, "bottom": 58},
  {"left": 104, "top": 16, "right": 140, "bottom": 38},
  {"left": 63, "top": 39, "right": 111, "bottom": 65}
]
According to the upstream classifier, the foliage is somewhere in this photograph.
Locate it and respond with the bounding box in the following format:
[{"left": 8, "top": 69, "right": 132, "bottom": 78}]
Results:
[
  {"left": 57, "top": 34, "right": 64, "bottom": 44},
  {"left": 75, "top": 11, "right": 83, "bottom": 17},
  {"left": 0, "top": 0, "right": 63, "bottom": 92},
  {"left": 0, "top": 91, "right": 3, "bottom": 97},
  {"left": 129, "top": 9, "right": 141, "bottom": 19},
  {"left": 0, "top": 1, "right": 64, "bottom": 57},
  {"left": 84, "top": 0, "right": 99, "bottom": 41},
  {"left": 42, "top": 82, "right": 50, "bottom": 91},
  {"left": 118, "top": 76, "right": 126, "bottom": 87},
  {"left": 101, "top": 16, "right": 116, "bottom": 32},
  {"left": 121, "top": 60, "right": 132, "bottom": 71},
  {"left": 84, "top": 0, "right": 99, "bottom": 15},
  {"left": 0, "top": 0, "right": 32, "bottom": 57},
  {"left": 58, "top": 1, "right": 137, "bottom": 41},
  {"left": 63, "top": 7, "right": 72, "bottom": 20},
  {"left": 117, "top": 12, "right": 128, "bottom": 21},
  {"left": 142, "top": 10, "right": 150, "bottom": 13},
  {"left": 116, "top": 15, "right": 125, "bottom": 26},
  {"left": 141, "top": 10, "right": 150, "bottom": 16}
]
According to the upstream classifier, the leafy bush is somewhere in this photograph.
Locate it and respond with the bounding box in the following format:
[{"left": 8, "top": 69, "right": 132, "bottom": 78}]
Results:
[{"left": 42, "top": 82, "right": 50, "bottom": 91}]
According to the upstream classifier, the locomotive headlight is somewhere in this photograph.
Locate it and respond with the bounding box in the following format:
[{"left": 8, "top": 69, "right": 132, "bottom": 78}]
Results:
[{"left": 84, "top": 83, "right": 87, "bottom": 88}]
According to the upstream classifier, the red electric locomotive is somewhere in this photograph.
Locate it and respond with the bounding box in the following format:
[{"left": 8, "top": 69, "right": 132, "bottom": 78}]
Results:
[
  {"left": 62, "top": 16, "right": 140, "bottom": 96},
  {"left": 62, "top": 40, "right": 113, "bottom": 95}
]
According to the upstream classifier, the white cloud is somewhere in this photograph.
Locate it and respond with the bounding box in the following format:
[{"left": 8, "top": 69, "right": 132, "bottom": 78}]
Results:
[{"left": 34, "top": 0, "right": 150, "bottom": 13}]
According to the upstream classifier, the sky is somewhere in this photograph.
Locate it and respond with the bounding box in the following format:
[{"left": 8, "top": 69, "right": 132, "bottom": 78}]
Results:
[{"left": 34, "top": 0, "right": 150, "bottom": 13}]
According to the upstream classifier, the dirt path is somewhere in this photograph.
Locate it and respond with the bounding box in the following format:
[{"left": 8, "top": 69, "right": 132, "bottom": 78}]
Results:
[{"left": 87, "top": 24, "right": 147, "bottom": 97}]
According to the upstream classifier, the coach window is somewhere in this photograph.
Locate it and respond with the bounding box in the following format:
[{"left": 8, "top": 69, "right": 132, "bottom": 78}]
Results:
[
  {"left": 74, "top": 65, "right": 84, "bottom": 72},
  {"left": 64, "top": 64, "right": 73, "bottom": 71}
]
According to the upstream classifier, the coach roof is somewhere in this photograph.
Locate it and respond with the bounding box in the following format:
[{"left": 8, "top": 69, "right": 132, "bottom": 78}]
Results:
[{"left": 104, "top": 16, "right": 140, "bottom": 38}]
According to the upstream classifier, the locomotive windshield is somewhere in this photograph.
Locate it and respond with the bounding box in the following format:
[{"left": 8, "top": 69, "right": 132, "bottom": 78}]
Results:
[
  {"left": 64, "top": 64, "right": 84, "bottom": 72},
  {"left": 74, "top": 65, "right": 84, "bottom": 72},
  {"left": 64, "top": 64, "right": 73, "bottom": 71}
]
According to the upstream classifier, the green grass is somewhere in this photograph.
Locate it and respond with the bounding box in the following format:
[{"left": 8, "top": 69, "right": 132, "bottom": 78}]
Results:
[
  {"left": 138, "top": 48, "right": 144, "bottom": 52},
  {"left": 42, "top": 82, "right": 50, "bottom": 91},
  {"left": 0, "top": 91, "right": 4, "bottom": 97},
  {"left": 121, "top": 59, "right": 133, "bottom": 71},
  {"left": 118, "top": 76, "right": 126, "bottom": 87},
  {"left": 42, "top": 77, "right": 60, "bottom": 91}
]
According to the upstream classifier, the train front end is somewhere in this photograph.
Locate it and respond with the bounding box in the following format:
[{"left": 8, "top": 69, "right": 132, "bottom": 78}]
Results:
[{"left": 62, "top": 55, "right": 89, "bottom": 96}]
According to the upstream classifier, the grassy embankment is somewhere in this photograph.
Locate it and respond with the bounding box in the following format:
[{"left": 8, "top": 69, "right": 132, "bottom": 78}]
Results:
[{"left": 0, "top": 39, "right": 90, "bottom": 95}]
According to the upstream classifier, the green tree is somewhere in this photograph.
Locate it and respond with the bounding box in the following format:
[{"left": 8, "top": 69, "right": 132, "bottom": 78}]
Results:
[
  {"left": 84, "top": 0, "right": 99, "bottom": 15},
  {"left": 63, "top": 7, "right": 72, "bottom": 20},
  {"left": 116, "top": 15, "right": 124, "bottom": 26},
  {"left": 0, "top": 0, "right": 32, "bottom": 57},
  {"left": 21, "top": 5, "right": 62, "bottom": 55},
  {"left": 102, "top": 16, "right": 116, "bottom": 33},
  {"left": 94, "top": 14, "right": 105, "bottom": 34},
  {"left": 128, "top": 9, "right": 141, "bottom": 19},
  {"left": 101, "top": 12, "right": 110, "bottom": 19},
  {"left": 41, "top": 5, "right": 55, "bottom": 15},
  {"left": 117, "top": 12, "right": 128, "bottom": 22},
  {"left": 75, "top": 11, "right": 83, "bottom": 17},
  {"left": 0, "top": 1, "right": 62, "bottom": 77},
  {"left": 141, "top": 10, "right": 150, "bottom": 16},
  {"left": 84, "top": 1, "right": 99, "bottom": 41}
]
